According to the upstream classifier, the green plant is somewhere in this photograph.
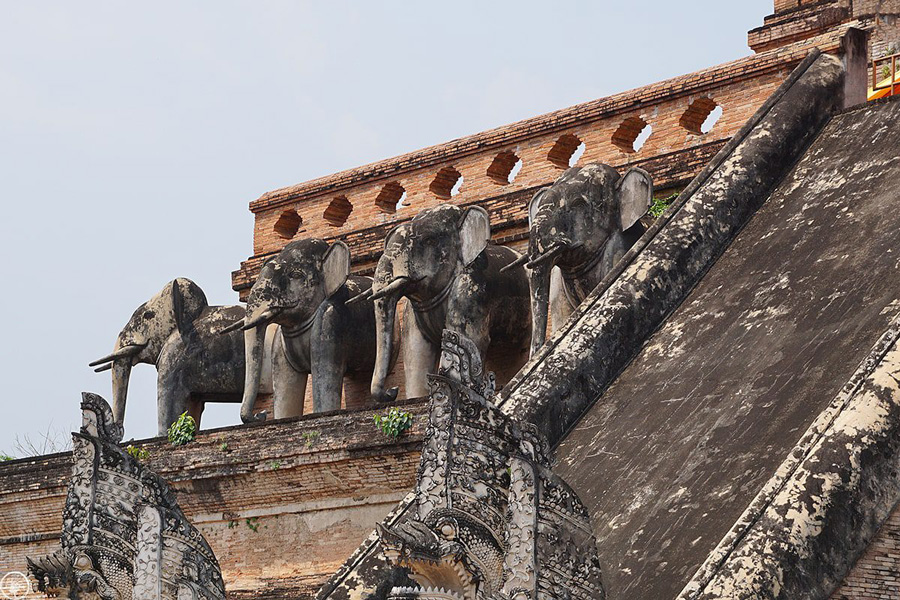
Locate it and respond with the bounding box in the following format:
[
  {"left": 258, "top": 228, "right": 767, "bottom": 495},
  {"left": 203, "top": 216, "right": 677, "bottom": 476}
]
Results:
[
  {"left": 649, "top": 193, "right": 678, "bottom": 218},
  {"left": 302, "top": 431, "right": 321, "bottom": 449},
  {"left": 217, "top": 437, "right": 229, "bottom": 452},
  {"left": 245, "top": 517, "right": 260, "bottom": 532},
  {"left": 374, "top": 408, "right": 414, "bottom": 439},
  {"left": 126, "top": 444, "right": 150, "bottom": 462},
  {"left": 882, "top": 64, "right": 893, "bottom": 80},
  {"left": 0, "top": 453, "right": 14, "bottom": 462},
  {"left": 227, "top": 520, "right": 237, "bottom": 529},
  {"left": 167, "top": 412, "right": 197, "bottom": 446},
  {"left": 269, "top": 460, "right": 282, "bottom": 470}
]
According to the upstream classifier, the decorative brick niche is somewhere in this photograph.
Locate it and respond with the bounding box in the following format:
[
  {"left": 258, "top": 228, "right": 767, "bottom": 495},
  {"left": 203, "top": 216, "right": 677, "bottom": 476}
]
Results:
[
  {"left": 487, "top": 151, "right": 523, "bottom": 184},
  {"left": 430, "top": 166, "right": 463, "bottom": 199},
  {"left": 323, "top": 195, "right": 353, "bottom": 227},
  {"left": 273, "top": 209, "right": 302, "bottom": 239},
  {"left": 612, "top": 117, "right": 652, "bottom": 153},
  {"left": 680, "top": 97, "right": 722, "bottom": 134},
  {"left": 374, "top": 182, "right": 407, "bottom": 214},
  {"left": 548, "top": 134, "right": 585, "bottom": 169}
]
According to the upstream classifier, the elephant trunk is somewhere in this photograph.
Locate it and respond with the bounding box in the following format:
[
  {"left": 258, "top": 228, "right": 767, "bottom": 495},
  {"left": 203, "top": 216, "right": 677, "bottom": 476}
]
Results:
[
  {"left": 111, "top": 359, "right": 132, "bottom": 425},
  {"left": 529, "top": 262, "right": 553, "bottom": 356},
  {"left": 371, "top": 293, "right": 400, "bottom": 403},
  {"left": 240, "top": 322, "right": 268, "bottom": 423}
]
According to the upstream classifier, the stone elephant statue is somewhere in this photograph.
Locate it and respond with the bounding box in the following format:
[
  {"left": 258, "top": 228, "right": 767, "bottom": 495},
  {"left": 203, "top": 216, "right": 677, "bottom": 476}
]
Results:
[
  {"left": 228, "top": 238, "right": 387, "bottom": 422},
  {"left": 89, "top": 278, "right": 268, "bottom": 435},
  {"left": 523, "top": 162, "right": 652, "bottom": 354},
  {"left": 369, "top": 203, "right": 531, "bottom": 403}
]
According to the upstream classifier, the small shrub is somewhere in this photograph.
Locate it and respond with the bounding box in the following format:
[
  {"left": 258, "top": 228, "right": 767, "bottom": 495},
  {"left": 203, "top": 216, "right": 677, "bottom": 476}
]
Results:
[
  {"left": 649, "top": 193, "right": 678, "bottom": 218},
  {"left": 269, "top": 460, "right": 282, "bottom": 470},
  {"left": 245, "top": 517, "right": 260, "bottom": 532},
  {"left": 167, "top": 412, "right": 197, "bottom": 447},
  {"left": 217, "top": 437, "right": 229, "bottom": 452},
  {"left": 0, "top": 453, "right": 14, "bottom": 462},
  {"left": 302, "top": 431, "right": 321, "bottom": 449},
  {"left": 374, "top": 408, "right": 414, "bottom": 439},
  {"left": 126, "top": 445, "right": 150, "bottom": 462}
]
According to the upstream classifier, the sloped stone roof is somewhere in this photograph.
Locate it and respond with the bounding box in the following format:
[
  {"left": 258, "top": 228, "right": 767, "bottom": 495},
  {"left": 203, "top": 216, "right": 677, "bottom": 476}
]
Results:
[{"left": 554, "top": 94, "right": 900, "bottom": 600}]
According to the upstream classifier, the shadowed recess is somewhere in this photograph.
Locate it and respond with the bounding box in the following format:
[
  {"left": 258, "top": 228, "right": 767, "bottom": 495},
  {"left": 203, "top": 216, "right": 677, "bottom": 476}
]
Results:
[
  {"left": 548, "top": 133, "right": 584, "bottom": 168},
  {"left": 273, "top": 209, "right": 302, "bottom": 239},
  {"left": 323, "top": 195, "right": 353, "bottom": 226},
  {"left": 430, "top": 167, "right": 462, "bottom": 199}
]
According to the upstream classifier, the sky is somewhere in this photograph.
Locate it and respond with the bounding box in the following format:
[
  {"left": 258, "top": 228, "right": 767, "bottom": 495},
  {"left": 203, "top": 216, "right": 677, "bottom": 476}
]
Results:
[{"left": 0, "top": 1, "right": 772, "bottom": 454}]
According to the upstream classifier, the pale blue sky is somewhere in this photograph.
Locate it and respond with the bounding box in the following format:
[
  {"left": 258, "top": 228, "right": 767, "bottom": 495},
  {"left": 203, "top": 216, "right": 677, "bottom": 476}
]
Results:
[{"left": 0, "top": 1, "right": 771, "bottom": 453}]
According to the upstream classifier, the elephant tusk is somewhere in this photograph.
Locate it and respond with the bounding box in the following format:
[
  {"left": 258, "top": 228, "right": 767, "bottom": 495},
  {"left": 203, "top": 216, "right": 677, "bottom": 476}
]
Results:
[
  {"left": 93, "top": 363, "right": 113, "bottom": 373},
  {"left": 218, "top": 319, "right": 246, "bottom": 335},
  {"left": 525, "top": 241, "right": 585, "bottom": 270},
  {"left": 499, "top": 252, "right": 530, "bottom": 274},
  {"left": 345, "top": 287, "right": 373, "bottom": 306},
  {"left": 89, "top": 343, "right": 146, "bottom": 367},
  {"left": 525, "top": 243, "right": 566, "bottom": 269},
  {"left": 240, "top": 308, "right": 280, "bottom": 331},
  {"left": 370, "top": 277, "right": 417, "bottom": 302}
]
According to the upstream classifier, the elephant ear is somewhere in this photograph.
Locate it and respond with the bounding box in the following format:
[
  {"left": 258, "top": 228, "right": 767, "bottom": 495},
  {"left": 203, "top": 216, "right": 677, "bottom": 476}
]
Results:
[
  {"left": 170, "top": 278, "right": 207, "bottom": 335},
  {"left": 617, "top": 167, "right": 653, "bottom": 230},
  {"left": 527, "top": 187, "right": 549, "bottom": 227},
  {"left": 459, "top": 206, "right": 491, "bottom": 267},
  {"left": 323, "top": 241, "right": 351, "bottom": 298}
]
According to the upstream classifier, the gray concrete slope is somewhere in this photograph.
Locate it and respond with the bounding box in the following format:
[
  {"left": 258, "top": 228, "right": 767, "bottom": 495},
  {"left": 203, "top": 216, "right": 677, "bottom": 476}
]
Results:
[{"left": 555, "top": 96, "right": 900, "bottom": 599}]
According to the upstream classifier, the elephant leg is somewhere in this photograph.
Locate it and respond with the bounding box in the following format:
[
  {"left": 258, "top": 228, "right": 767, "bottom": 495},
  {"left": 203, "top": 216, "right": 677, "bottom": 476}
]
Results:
[
  {"left": 187, "top": 398, "right": 205, "bottom": 430},
  {"left": 158, "top": 370, "right": 191, "bottom": 436},
  {"left": 402, "top": 304, "right": 439, "bottom": 399},
  {"left": 311, "top": 305, "right": 346, "bottom": 413},
  {"left": 273, "top": 334, "right": 308, "bottom": 420}
]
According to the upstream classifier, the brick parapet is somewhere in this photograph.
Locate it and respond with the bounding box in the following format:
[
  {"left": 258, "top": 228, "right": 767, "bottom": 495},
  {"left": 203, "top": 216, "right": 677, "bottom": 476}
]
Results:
[
  {"left": 749, "top": 1, "right": 851, "bottom": 52},
  {"left": 233, "top": 28, "right": 856, "bottom": 298},
  {"left": 0, "top": 400, "right": 428, "bottom": 598}
]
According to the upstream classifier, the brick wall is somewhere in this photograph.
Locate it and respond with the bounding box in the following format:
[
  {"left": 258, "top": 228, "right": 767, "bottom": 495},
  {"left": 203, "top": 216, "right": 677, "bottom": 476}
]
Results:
[
  {"left": 232, "top": 28, "right": 854, "bottom": 301},
  {"left": 831, "top": 500, "right": 900, "bottom": 599},
  {"left": 0, "top": 401, "right": 427, "bottom": 599}
]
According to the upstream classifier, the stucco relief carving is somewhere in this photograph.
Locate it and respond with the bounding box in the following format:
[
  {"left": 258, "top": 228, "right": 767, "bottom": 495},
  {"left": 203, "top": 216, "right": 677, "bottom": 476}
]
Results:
[
  {"left": 27, "top": 393, "right": 225, "bottom": 600},
  {"left": 378, "top": 330, "right": 604, "bottom": 600}
]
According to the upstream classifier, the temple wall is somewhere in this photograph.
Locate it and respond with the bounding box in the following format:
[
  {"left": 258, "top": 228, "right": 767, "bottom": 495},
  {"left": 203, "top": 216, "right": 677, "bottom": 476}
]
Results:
[
  {"left": 832, "top": 500, "right": 900, "bottom": 599},
  {"left": 0, "top": 401, "right": 427, "bottom": 599},
  {"left": 233, "top": 34, "right": 854, "bottom": 296}
]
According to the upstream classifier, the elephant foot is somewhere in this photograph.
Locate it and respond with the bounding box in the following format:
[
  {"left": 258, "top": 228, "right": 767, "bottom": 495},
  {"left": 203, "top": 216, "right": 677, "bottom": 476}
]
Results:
[
  {"left": 241, "top": 410, "right": 268, "bottom": 424},
  {"left": 373, "top": 387, "right": 399, "bottom": 404}
]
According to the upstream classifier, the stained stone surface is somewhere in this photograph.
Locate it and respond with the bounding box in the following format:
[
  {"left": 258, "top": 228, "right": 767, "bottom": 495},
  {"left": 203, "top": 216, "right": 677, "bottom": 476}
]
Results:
[{"left": 554, "top": 96, "right": 900, "bottom": 600}]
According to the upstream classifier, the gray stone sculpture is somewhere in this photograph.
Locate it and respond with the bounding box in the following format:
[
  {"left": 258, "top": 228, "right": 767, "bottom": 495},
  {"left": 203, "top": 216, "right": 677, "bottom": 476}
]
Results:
[
  {"left": 523, "top": 163, "right": 652, "bottom": 354},
  {"left": 230, "top": 238, "right": 386, "bottom": 422},
  {"left": 27, "top": 393, "right": 225, "bottom": 600},
  {"left": 89, "top": 278, "right": 257, "bottom": 435},
  {"left": 377, "top": 330, "right": 605, "bottom": 600},
  {"left": 367, "top": 204, "right": 531, "bottom": 403}
]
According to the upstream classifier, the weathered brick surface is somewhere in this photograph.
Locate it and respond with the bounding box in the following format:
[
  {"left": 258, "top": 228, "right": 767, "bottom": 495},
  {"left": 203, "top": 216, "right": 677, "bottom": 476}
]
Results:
[
  {"left": 832, "top": 500, "right": 900, "bottom": 599},
  {"left": 0, "top": 401, "right": 427, "bottom": 599}
]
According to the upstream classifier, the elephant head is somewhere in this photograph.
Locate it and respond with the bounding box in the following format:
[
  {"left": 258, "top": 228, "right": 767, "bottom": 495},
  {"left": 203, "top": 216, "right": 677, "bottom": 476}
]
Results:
[
  {"left": 234, "top": 238, "right": 350, "bottom": 422},
  {"left": 89, "top": 278, "right": 208, "bottom": 425},
  {"left": 370, "top": 204, "right": 491, "bottom": 403},
  {"left": 526, "top": 163, "right": 652, "bottom": 354}
]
